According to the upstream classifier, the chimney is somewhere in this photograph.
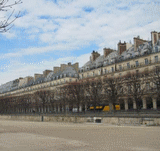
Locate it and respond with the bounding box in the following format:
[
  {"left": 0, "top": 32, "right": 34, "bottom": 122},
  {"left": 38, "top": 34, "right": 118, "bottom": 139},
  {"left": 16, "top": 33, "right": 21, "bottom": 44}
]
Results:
[
  {"left": 34, "top": 74, "right": 43, "bottom": 81},
  {"left": 134, "top": 36, "right": 147, "bottom": 51},
  {"left": 151, "top": 31, "right": 159, "bottom": 47},
  {"left": 43, "top": 70, "right": 52, "bottom": 77},
  {"left": 90, "top": 50, "right": 100, "bottom": 62},
  {"left": 60, "top": 64, "right": 67, "bottom": 71},
  {"left": 158, "top": 32, "right": 160, "bottom": 40},
  {"left": 103, "top": 48, "right": 114, "bottom": 57},
  {"left": 72, "top": 62, "right": 79, "bottom": 72},
  {"left": 68, "top": 62, "right": 71, "bottom": 66},
  {"left": 53, "top": 67, "right": 60, "bottom": 74},
  {"left": 118, "top": 41, "right": 126, "bottom": 55}
]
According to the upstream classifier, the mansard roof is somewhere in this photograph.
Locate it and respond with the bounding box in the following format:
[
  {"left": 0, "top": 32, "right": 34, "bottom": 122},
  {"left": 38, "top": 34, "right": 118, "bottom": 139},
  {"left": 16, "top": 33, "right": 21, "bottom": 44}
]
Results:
[{"left": 45, "top": 66, "right": 78, "bottom": 81}]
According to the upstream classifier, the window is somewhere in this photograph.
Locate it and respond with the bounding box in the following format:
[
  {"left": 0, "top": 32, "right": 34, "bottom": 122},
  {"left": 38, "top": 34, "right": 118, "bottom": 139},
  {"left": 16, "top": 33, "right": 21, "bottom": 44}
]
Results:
[
  {"left": 104, "top": 69, "right": 107, "bottom": 74},
  {"left": 98, "top": 70, "right": 101, "bottom": 75},
  {"left": 81, "top": 74, "right": 83, "bottom": 78},
  {"left": 155, "top": 66, "right": 160, "bottom": 74},
  {"left": 64, "top": 79, "right": 66, "bottom": 83},
  {"left": 146, "top": 82, "right": 150, "bottom": 90},
  {"left": 119, "top": 65, "right": 122, "bottom": 71},
  {"left": 93, "top": 72, "right": 95, "bottom": 76},
  {"left": 136, "top": 70, "right": 139, "bottom": 75},
  {"left": 128, "top": 85, "right": 131, "bottom": 93},
  {"left": 155, "top": 56, "right": 158, "bottom": 63},
  {"left": 111, "top": 67, "right": 114, "bottom": 72},
  {"left": 137, "top": 84, "right": 140, "bottom": 92},
  {"left": 145, "top": 58, "right": 148, "bottom": 65},
  {"left": 127, "top": 63, "right": 130, "bottom": 69},
  {"left": 155, "top": 47, "right": 158, "bottom": 53},
  {"left": 70, "top": 79, "right": 72, "bottom": 82},
  {"left": 135, "top": 61, "right": 139, "bottom": 67},
  {"left": 87, "top": 73, "right": 89, "bottom": 77}
]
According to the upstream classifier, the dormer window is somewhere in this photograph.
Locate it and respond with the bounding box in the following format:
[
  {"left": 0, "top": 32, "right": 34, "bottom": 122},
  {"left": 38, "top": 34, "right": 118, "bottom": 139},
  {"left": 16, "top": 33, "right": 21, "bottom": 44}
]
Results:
[
  {"left": 135, "top": 61, "right": 139, "bottom": 67},
  {"left": 119, "top": 65, "right": 122, "bottom": 71},
  {"left": 145, "top": 58, "right": 149, "bottom": 65},
  {"left": 111, "top": 67, "right": 114, "bottom": 72},
  {"left": 75, "top": 74, "right": 78, "bottom": 77},
  {"left": 155, "top": 47, "right": 158, "bottom": 53},
  {"left": 98, "top": 70, "right": 101, "bottom": 75}
]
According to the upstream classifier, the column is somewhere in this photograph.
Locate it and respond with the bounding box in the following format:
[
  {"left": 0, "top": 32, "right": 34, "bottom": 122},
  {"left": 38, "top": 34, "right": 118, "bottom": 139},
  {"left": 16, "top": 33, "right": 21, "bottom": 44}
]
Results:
[
  {"left": 66, "top": 104, "right": 69, "bottom": 112},
  {"left": 85, "top": 104, "right": 88, "bottom": 111},
  {"left": 44, "top": 107, "right": 46, "bottom": 113},
  {"left": 79, "top": 105, "right": 82, "bottom": 112},
  {"left": 41, "top": 107, "right": 43, "bottom": 113},
  {"left": 62, "top": 107, "right": 64, "bottom": 112},
  {"left": 58, "top": 105, "right": 60, "bottom": 112},
  {"left": 142, "top": 97, "right": 147, "bottom": 109},
  {"left": 153, "top": 98, "right": 157, "bottom": 110},
  {"left": 48, "top": 106, "right": 50, "bottom": 113},
  {"left": 133, "top": 99, "right": 137, "bottom": 109},
  {"left": 54, "top": 106, "right": 56, "bottom": 112},
  {"left": 124, "top": 99, "right": 128, "bottom": 110}
]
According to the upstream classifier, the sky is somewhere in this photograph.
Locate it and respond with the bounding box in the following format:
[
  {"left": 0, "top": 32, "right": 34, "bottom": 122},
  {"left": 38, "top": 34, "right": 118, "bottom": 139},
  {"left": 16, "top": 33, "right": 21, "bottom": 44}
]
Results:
[{"left": 0, "top": 0, "right": 160, "bottom": 85}]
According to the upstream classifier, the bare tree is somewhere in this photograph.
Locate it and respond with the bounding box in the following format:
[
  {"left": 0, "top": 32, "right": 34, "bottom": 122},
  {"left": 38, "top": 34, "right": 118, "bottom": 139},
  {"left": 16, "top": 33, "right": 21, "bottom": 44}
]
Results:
[
  {"left": 103, "top": 76, "right": 120, "bottom": 111},
  {"left": 84, "top": 78, "right": 103, "bottom": 113},
  {"left": 34, "top": 90, "right": 51, "bottom": 113},
  {"left": 65, "top": 82, "right": 85, "bottom": 113},
  {"left": 125, "top": 71, "right": 145, "bottom": 110},
  {"left": 49, "top": 90, "right": 56, "bottom": 113},
  {"left": 150, "top": 66, "right": 160, "bottom": 109},
  {"left": 0, "top": 0, "right": 22, "bottom": 32}
]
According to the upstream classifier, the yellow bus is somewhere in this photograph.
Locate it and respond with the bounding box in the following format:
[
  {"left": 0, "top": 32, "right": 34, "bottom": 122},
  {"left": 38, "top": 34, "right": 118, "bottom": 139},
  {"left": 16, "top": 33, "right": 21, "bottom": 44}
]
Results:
[{"left": 89, "top": 104, "right": 120, "bottom": 111}]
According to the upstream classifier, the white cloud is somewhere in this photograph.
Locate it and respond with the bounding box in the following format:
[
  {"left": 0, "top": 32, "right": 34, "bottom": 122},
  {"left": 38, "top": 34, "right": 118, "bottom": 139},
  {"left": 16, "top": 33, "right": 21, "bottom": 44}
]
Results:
[
  {"left": 0, "top": 53, "right": 90, "bottom": 85},
  {"left": 0, "top": 0, "right": 160, "bottom": 84}
]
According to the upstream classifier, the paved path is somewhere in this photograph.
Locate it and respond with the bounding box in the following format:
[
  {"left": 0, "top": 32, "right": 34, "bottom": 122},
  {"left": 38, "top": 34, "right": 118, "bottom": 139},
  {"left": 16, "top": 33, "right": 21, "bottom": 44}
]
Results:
[{"left": 0, "top": 120, "right": 160, "bottom": 151}]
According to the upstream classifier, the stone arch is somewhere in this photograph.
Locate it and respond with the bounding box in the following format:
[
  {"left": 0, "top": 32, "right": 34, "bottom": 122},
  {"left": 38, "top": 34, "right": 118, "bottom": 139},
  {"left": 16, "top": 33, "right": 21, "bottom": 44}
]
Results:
[
  {"left": 146, "top": 97, "right": 153, "bottom": 109},
  {"left": 136, "top": 98, "right": 143, "bottom": 109},
  {"left": 157, "top": 97, "right": 160, "bottom": 109},
  {"left": 119, "top": 99, "right": 125, "bottom": 110},
  {"left": 128, "top": 98, "right": 133, "bottom": 110}
]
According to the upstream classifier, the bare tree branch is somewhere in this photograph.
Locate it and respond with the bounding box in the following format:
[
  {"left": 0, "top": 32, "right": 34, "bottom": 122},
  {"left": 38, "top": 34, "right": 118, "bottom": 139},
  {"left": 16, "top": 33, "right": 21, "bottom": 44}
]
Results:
[{"left": 0, "top": 0, "right": 22, "bottom": 32}]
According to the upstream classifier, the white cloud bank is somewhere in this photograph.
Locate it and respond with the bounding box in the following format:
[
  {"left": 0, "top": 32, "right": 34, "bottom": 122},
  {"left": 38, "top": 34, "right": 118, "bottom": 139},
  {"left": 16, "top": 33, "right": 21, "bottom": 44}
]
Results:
[{"left": 0, "top": 0, "right": 160, "bottom": 84}]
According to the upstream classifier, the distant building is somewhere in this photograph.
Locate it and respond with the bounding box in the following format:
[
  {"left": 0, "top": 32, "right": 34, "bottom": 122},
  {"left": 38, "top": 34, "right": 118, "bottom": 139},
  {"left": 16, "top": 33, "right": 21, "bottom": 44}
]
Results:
[{"left": 0, "top": 30, "right": 160, "bottom": 113}]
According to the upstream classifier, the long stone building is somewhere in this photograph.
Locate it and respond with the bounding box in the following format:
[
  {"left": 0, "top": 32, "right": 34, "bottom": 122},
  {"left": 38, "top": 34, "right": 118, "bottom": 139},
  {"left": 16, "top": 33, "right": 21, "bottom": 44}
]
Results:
[{"left": 0, "top": 31, "right": 160, "bottom": 113}]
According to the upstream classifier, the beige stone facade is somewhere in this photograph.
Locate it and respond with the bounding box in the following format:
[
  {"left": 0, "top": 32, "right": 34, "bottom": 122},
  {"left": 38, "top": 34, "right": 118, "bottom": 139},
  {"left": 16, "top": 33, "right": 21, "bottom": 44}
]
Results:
[{"left": 0, "top": 30, "right": 160, "bottom": 113}]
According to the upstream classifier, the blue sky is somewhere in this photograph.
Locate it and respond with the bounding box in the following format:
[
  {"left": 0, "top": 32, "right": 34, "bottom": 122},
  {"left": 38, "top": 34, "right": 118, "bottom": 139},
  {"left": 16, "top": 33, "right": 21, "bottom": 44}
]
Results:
[{"left": 0, "top": 0, "right": 160, "bottom": 85}]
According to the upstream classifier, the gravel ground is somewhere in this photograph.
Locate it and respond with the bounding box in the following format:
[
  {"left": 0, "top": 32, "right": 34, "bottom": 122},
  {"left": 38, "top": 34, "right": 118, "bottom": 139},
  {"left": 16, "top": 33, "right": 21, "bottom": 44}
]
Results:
[{"left": 0, "top": 120, "right": 160, "bottom": 151}]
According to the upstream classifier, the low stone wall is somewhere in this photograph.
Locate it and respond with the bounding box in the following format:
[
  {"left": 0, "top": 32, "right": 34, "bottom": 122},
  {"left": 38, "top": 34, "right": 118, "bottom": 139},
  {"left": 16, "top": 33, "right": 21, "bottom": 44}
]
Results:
[{"left": 0, "top": 115, "right": 160, "bottom": 126}]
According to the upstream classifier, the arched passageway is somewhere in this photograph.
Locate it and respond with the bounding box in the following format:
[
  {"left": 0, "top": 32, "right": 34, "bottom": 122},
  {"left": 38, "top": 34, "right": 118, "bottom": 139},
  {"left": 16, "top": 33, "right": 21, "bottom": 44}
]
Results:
[
  {"left": 128, "top": 98, "right": 133, "bottom": 110},
  {"left": 136, "top": 98, "right": 143, "bottom": 109},
  {"left": 146, "top": 97, "right": 153, "bottom": 109},
  {"left": 119, "top": 99, "right": 125, "bottom": 110}
]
